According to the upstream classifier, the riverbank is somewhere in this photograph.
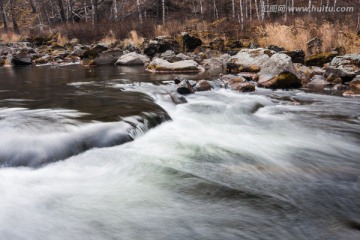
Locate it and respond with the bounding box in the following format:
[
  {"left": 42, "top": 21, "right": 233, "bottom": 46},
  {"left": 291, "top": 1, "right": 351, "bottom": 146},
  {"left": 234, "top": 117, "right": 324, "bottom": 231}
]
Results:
[{"left": 1, "top": 32, "right": 359, "bottom": 98}]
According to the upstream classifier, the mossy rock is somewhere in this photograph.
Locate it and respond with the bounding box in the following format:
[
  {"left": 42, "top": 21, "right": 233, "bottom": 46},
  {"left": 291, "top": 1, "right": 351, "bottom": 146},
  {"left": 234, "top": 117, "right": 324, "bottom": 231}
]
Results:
[
  {"left": 305, "top": 52, "right": 338, "bottom": 67},
  {"left": 209, "top": 37, "right": 225, "bottom": 52},
  {"left": 225, "top": 39, "right": 243, "bottom": 49},
  {"left": 81, "top": 58, "right": 95, "bottom": 66},
  {"left": 259, "top": 72, "right": 302, "bottom": 89},
  {"left": 226, "top": 63, "right": 260, "bottom": 74}
]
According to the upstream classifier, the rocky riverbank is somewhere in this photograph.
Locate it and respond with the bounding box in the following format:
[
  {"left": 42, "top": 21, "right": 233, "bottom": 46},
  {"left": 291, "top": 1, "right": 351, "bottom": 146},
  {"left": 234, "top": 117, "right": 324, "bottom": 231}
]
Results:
[{"left": 1, "top": 33, "right": 359, "bottom": 97}]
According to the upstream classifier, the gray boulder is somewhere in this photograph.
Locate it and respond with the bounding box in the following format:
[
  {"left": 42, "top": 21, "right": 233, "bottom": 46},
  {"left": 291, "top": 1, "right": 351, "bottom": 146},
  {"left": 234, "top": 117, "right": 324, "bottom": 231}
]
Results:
[
  {"left": 146, "top": 58, "right": 204, "bottom": 73},
  {"left": 258, "top": 53, "right": 301, "bottom": 89},
  {"left": 12, "top": 53, "right": 32, "bottom": 65},
  {"left": 227, "top": 48, "right": 274, "bottom": 74},
  {"left": 325, "top": 54, "right": 360, "bottom": 82},
  {"left": 116, "top": 52, "right": 149, "bottom": 65}
]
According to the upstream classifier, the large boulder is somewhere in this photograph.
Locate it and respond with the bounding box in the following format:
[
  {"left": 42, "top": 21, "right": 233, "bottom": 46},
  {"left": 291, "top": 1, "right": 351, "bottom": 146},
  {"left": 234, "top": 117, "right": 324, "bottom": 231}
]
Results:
[
  {"left": 12, "top": 53, "right": 33, "bottom": 65},
  {"left": 202, "top": 58, "right": 224, "bottom": 73},
  {"left": 143, "top": 36, "right": 180, "bottom": 57},
  {"left": 283, "top": 50, "right": 305, "bottom": 64},
  {"left": 325, "top": 54, "right": 360, "bottom": 82},
  {"left": 258, "top": 53, "right": 301, "bottom": 89},
  {"left": 227, "top": 48, "right": 274, "bottom": 74},
  {"left": 180, "top": 32, "right": 202, "bottom": 52},
  {"left": 294, "top": 63, "right": 314, "bottom": 84},
  {"left": 146, "top": 58, "right": 204, "bottom": 73},
  {"left": 305, "top": 51, "right": 338, "bottom": 67},
  {"left": 93, "top": 49, "right": 123, "bottom": 66},
  {"left": 116, "top": 52, "right": 149, "bottom": 65}
]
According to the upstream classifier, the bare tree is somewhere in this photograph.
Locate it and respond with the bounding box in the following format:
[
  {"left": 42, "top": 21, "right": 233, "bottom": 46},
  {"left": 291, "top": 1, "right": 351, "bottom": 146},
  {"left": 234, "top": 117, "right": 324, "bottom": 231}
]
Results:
[
  {"left": 29, "top": 0, "right": 37, "bottom": 13},
  {"left": 0, "top": 0, "right": 8, "bottom": 32},
  {"left": 136, "top": 0, "right": 143, "bottom": 24},
  {"left": 10, "top": 0, "right": 20, "bottom": 34},
  {"left": 239, "top": 0, "right": 244, "bottom": 30},
  {"left": 254, "top": 0, "right": 260, "bottom": 20},
  {"left": 213, "top": 0, "right": 218, "bottom": 19},
  {"left": 113, "top": 0, "right": 118, "bottom": 20},
  {"left": 308, "top": 0, "right": 312, "bottom": 16},
  {"left": 162, "top": 0, "right": 165, "bottom": 24},
  {"left": 57, "top": 0, "right": 66, "bottom": 22},
  {"left": 231, "top": 0, "right": 235, "bottom": 18}
]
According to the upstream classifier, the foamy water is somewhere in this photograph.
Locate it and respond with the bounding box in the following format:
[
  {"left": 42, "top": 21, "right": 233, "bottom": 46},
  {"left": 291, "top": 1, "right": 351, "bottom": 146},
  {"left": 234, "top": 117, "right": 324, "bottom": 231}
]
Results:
[{"left": 0, "top": 66, "right": 359, "bottom": 239}]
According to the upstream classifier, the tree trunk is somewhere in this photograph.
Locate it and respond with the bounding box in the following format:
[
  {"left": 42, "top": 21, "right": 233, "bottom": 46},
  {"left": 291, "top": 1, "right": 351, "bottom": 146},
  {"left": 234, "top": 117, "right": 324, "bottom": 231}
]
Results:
[
  {"left": 199, "top": 0, "right": 203, "bottom": 19},
  {"left": 308, "top": 0, "right": 312, "bottom": 16},
  {"left": 231, "top": 0, "right": 235, "bottom": 18},
  {"left": 239, "top": 0, "right": 244, "bottom": 30},
  {"left": 136, "top": 0, "right": 143, "bottom": 24},
  {"left": 29, "top": 0, "right": 37, "bottom": 13},
  {"left": 249, "top": 0, "right": 252, "bottom": 21},
  {"left": 57, "top": 0, "right": 66, "bottom": 22},
  {"left": 162, "top": 0, "right": 165, "bottom": 24},
  {"left": 92, "top": 0, "right": 99, "bottom": 24},
  {"left": 113, "top": 0, "right": 118, "bottom": 20},
  {"left": 213, "top": 0, "right": 218, "bottom": 19},
  {"left": 10, "top": 0, "right": 20, "bottom": 34},
  {"left": 0, "top": 0, "right": 8, "bottom": 32},
  {"left": 254, "top": 0, "right": 260, "bottom": 20}
]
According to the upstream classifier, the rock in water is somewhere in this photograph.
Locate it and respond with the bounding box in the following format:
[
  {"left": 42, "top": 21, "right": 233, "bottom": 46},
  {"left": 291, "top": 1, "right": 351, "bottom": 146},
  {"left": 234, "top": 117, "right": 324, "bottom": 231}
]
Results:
[
  {"left": 176, "top": 80, "right": 194, "bottom": 94},
  {"left": 258, "top": 53, "right": 301, "bottom": 89},
  {"left": 258, "top": 72, "right": 301, "bottom": 89},
  {"left": 12, "top": 53, "right": 32, "bottom": 65},
  {"left": 231, "top": 82, "right": 256, "bottom": 92},
  {"left": 116, "top": 52, "right": 149, "bottom": 65},
  {"left": 194, "top": 80, "right": 212, "bottom": 91},
  {"left": 146, "top": 58, "right": 203, "bottom": 73},
  {"left": 170, "top": 92, "right": 188, "bottom": 104}
]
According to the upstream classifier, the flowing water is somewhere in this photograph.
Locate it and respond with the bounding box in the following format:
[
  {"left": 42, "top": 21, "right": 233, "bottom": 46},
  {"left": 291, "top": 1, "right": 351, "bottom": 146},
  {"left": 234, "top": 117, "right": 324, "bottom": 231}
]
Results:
[{"left": 0, "top": 65, "right": 359, "bottom": 240}]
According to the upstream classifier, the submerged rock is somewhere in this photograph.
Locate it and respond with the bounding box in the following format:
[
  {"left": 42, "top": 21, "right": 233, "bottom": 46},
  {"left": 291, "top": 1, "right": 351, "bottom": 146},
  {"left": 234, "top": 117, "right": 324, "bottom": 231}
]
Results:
[
  {"left": 146, "top": 58, "right": 203, "bottom": 73},
  {"left": 116, "top": 52, "right": 149, "bottom": 65},
  {"left": 170, "top": 92, "right": 188, "bottom": 104}
]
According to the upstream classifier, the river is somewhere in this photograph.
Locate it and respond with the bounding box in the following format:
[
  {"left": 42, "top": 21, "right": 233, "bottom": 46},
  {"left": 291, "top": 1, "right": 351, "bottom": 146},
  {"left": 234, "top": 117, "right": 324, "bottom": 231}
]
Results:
[{"left": 0, "top": 65, "right": 359, "bottom": 240}]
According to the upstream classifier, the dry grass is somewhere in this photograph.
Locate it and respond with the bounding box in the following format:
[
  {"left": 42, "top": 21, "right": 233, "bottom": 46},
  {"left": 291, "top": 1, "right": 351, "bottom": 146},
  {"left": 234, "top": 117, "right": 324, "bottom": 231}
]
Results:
[
  {"left": 100, "top": 30, "right": 117, "bottom": 45},
  {"left": 256, "top": 19, "right": 360, "bottom": 54},
  {"left": 56, "top": 33, "right": 69, "bottom": 46},
  {"left": 0, "top": 32, "right": 22, "bottom": 43},
  {"left": 123, "top": 30, "right": 144, "bottom": 48}
]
